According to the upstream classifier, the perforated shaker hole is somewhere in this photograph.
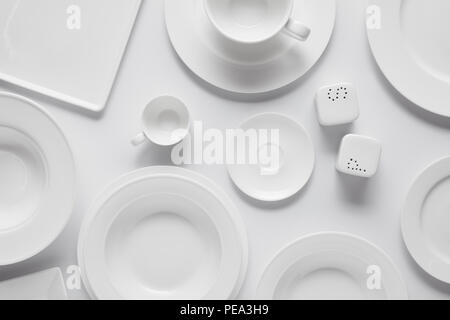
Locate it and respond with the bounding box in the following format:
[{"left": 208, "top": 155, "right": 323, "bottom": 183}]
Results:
[{"left": 347, "top": 158, "right": 367, "bottom": 174}]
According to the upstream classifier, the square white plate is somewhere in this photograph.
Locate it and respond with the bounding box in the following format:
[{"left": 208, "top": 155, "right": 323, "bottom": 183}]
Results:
[
  {"left": 0, "top": 0, "right": 141, "bottom": 112},
  {"left": 0, "top": 268, "right": 67, "bottom": 300}
]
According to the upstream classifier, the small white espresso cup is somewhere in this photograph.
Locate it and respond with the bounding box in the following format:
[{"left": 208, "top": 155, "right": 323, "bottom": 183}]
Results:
[
  {"left": 204, "top": 0, "right": 311, "bottom": 44},
  {"left": 131, "top": 96, "right": 191, "bottom": 147}
]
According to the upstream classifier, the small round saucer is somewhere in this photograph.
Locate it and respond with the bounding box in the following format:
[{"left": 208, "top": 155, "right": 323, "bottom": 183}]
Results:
[
  {"left": 165, "top": 0, "right": 336, "bottom": 94},
  {"left": 227, "top": 113, "right": 314, "bottom": 202}
]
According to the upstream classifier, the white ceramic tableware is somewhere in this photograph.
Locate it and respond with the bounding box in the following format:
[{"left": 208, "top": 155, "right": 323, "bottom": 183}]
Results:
[
  {"left": 0, "top": 92, "right": 75, "bottom": 265},
  {"left": 256, "top": 232, "right": 408, "bottom": 300},
  {"left": 131, "top": 96, "right": 191, "bottom": 147},
  {"left": 0, "top": 268, "right": 67, "bottom": 300},
  {"left": 165, "top": 0, "right": 336, "bottom": 94},
  {"left": 78, "top": 166, "right": 248, "bottom": 300},
  {"left": 227, "top": 113, "right": 314, "bottom": 202},
  {"left": 336, "top": 134, "right": 382, "bottom": 178},
  {"left": 0, "top": 0, "right": 141, "bottom": 112},
  {"left": 367, "top": 0, "right": 450, "bottom": 117},
  {"left": 204, "top": 0, "right": 310, "bottom": 44},
  {"left": 402, "top": 157, "right": 450, "bottom": 283},
  {"left": 315, "top": 83, "right": 359, "bottom": 126}
]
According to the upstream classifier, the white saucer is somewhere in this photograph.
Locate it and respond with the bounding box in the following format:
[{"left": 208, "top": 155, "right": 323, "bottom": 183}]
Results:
[
  {"left": 402, "top": 157, "right": 450, "bottom": 283},
  {"left": 256, "top": 232, "right": 408, "bottom": 300},
  {"left": 367, "top": 0, "right": 450, "bottom": 117},
  {"left": 227, "top": 113, "right": 314, "bottom": 202},
  {"left": 0, "top": 92, "right": 75, "bottom": 265},
  {"left": 165, "top": 0, "right": 336, "bottom": 94},
  {"left": 78, "top": 166, "right": 248, "bottom": 300}
]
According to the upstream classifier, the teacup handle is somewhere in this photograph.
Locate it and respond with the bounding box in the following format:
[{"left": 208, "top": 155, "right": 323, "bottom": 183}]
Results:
[
  {"left": 131, "top": 132, "right": 146, "bottom": 146},
  {"left": 283, "top": 18, "right": 311, "bottom": 41}
]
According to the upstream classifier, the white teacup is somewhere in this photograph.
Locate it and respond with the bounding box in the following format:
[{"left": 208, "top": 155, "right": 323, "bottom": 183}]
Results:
[
  {"left": 204, "top": 0, "right": 311, "bottom": 44},
  {"left": 131, "top": 96, "right": 191, "bottom": 147}
]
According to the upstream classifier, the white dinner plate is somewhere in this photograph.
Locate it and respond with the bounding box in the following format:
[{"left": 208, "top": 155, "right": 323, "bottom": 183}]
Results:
[
  {"left": 78, "top": 166, "right": 248, "bottom": 300},
  {"left": 402, "top": 157, "right": 450, "bottom": 283},
  {"left": 0, "top": 92, "right": 75, "bottom": 265},
  {"left": 256, "top": 232, "right": 408, "bottom": 300},
  {"left": 0, "top": 268, "right": 67, "bottom": 300},
  {"left": 0, "top": 0, "right": 141, "bottom": 112},
  {"left": 165, "top": 0, "right": 335, "bottom": 94},
  {"left": 227, "top": 113, "right": 314, "bottom": 202},
  {"left": 367, "top": 0, "right": 450, "bottom": 117}
]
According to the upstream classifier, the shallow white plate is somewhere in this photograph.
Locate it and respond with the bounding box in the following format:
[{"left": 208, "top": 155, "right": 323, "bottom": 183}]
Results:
[
  {"left": 367, "top": 0, "right": 450, "bottom": 117},
  {"left": 78, "top": 166, "right": 248, "bottom": 300},
  {"left": 0, "top": 92, "right": 75, "bottom": 265},
  {"left": 0, "top": 0, "right": 141, "bottom": 112},
  {"left": 165, "top": 0, "right": 335, "bottom": 94},
  {"left": 402, "top": 157, "right": 450, "bottom": 283},
  {"left": 256, "top": 232, "right": 408, "bottom": 300},
  {"left": 227, "top": 113, "right": 314, "bottom": 202},
  {"left": 0, "top": 268, "right": 67, "bottom": 300}
]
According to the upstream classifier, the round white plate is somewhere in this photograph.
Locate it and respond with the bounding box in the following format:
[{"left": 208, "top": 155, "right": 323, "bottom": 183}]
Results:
[
  {"left": 78, "top": 166, "right": 248, "bottom": 300},
  {"left": 227, "top": 113, "right": 314, "bottom": 202},
  {"left": 367, "top": 0, "right": 450, "bottom": 117},
  {"left": 256, "top": 232, "right": 408, "bottom": 300},
  {"left": 0, "top": 92, "right": 75, "bottom": 265},
  {"left": 402, "top": 157, "right": 450, "bottom": 283},
  {"left": 165, "top": 0, "right": 336, "bottom": 94}
]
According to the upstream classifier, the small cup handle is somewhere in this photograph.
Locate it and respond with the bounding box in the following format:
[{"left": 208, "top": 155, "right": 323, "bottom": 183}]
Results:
[
  {"left": 283, "top": 18, "right": 311, "bottom": 41},
  {"left": 131, "top": 132, "right": 146, "bottom": 146}
]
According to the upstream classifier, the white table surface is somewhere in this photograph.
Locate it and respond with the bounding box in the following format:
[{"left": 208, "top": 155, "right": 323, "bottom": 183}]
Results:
[{"left": 1, "top": 0, "right": 450, "bottom": 300}]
